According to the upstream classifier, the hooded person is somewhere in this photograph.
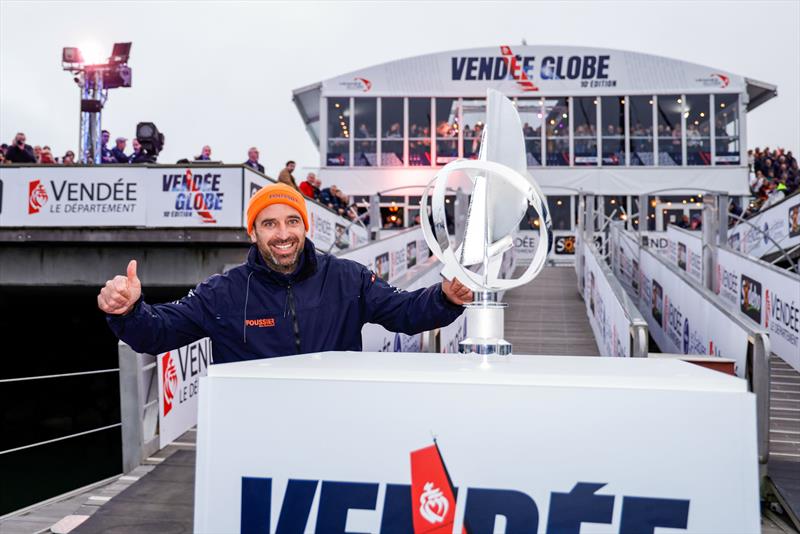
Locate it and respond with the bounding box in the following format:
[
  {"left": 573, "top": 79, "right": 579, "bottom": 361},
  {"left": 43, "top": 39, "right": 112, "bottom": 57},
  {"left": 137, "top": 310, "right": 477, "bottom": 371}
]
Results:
[{"left": 98, "top": 183, "right": 473, "bottom": 362}]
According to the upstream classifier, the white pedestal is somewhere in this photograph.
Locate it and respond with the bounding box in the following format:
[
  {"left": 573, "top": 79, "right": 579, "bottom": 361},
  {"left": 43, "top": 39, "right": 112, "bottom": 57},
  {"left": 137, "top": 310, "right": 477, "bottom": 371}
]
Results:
[{"left": 194, "top": 352, "right": 759, "bottom": 533}]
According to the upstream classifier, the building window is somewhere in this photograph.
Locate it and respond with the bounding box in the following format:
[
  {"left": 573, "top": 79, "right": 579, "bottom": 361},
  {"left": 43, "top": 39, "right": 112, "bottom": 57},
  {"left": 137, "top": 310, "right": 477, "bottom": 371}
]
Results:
[
  {"left": 629, "top": 96, "right": 654, "bottom": 166},
  {"left": 547, "top": 195, "right": 572, "bottom": 230},
  {"left": 518, "top": 98, "right": 543, "bottom": 166},
  {"left": 409, "top": 98, "right": 431, "bottom": 166},
  {"left": 380, "top": 97, "right": 404, "bottom": 166},
  {"left": 353, "top": 98, "right": 377, "bottom": 167},
  {"left": 326, "top": 98, "right": 350, "bottom": 166},
  {"left": 657, "top": 95, "right": 683, "bottom": 165},
  {"left": 601, "top": 96, "right": 625, "bottom": 166},
  {"left": 461, "top": 99, "right": 485, "bottom": 159},
  {"left": 715, "top": 94, "right": 740, "bottom": 165},
  {"left": 572, "top": 97, "right": 596, "bottom": 166},
  {"left": 545, "top": 97, "right": 569, "bottom": 166},
  {"left": 686, "top": 94, "right": 711, "bottom": 165},
  {"left": 435, "top": 98, "right": 459, "bottom": 165}
]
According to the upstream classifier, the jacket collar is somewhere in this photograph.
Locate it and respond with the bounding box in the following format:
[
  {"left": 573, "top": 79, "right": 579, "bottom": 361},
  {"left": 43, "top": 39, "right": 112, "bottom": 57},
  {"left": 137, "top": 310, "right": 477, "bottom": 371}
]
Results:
[{"left": 246, "top": 238, "right": 318, "bottom": 285}]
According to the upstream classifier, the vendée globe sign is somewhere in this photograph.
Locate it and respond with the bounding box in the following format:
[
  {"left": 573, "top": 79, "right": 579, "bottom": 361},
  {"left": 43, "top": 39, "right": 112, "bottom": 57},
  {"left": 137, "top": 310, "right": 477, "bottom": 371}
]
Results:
[{"left": 421, "top": 90, "right": 551, "bottom": 355}]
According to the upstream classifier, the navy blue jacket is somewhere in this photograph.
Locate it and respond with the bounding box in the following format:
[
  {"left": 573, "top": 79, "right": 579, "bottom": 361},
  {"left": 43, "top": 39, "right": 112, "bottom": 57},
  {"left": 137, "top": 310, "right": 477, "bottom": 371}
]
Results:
[{"left": 106, "top": 240, "right": 463, "bottom": 363}]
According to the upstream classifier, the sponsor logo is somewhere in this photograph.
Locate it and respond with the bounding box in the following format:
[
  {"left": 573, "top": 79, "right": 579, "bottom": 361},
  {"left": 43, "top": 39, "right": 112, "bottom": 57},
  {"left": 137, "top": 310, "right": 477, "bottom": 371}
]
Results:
[
  {"left": 240, "top": 441, "right": 690, "bottom": 532},
  {"left": 740, "top": 274, "right": 762, "bottom": 323},
  {"left": 338, "top": 77, "right": 372, "bottom": 92},
  {"left": 245, "top": 318, "right": 275, "bottom": 328},
  {"left": 695, "top": 73, "right": 730, "bottom": 88},
  {"left": 765, "top": 289, "right": 800, "bottom": 345},
  {"left": 161, "top": 352, "right": 178, "bottom": 416},
  {"left": 555, "top": 235, "right": 576, "bottom": 255},
  {"left": 161, "top": 169, "right": 224, "bottom": 223},
  {"left": 28, "top": 179, "right": 48, "bottom": 214}
]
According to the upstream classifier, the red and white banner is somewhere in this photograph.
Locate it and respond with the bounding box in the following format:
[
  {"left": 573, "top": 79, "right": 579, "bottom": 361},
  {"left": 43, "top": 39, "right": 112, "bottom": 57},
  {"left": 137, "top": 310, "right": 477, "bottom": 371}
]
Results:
[
  {"left": 716, "top": 246, "right": 800, "bottom": 372},
  {"left": 156, "top": 338, "right": 211, "bottom": 448}
]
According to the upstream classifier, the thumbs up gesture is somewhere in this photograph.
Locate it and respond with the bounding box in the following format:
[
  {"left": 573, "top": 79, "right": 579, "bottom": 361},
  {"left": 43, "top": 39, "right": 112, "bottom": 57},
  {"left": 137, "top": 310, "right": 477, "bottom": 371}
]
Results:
[{"left": 98, "top": 260, "right": 142, "bottom": 315}]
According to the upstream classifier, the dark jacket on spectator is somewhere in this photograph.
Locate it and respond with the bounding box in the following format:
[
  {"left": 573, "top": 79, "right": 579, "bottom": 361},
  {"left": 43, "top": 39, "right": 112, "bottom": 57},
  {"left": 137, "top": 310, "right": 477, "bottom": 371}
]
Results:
[
  {"left": 5, "top": 143, "right": 36, "bottom": 163},
  {"left": 111, "top": 147, "right": 129, "bottom": 164},
  {"left": 244, "top": 160, "right": 265, "bottom": 173}
]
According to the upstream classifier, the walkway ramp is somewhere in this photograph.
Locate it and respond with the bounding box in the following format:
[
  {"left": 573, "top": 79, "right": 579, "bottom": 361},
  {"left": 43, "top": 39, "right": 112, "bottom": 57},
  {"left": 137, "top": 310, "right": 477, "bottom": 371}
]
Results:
[{"left": 504, "top": 265, "right": 599, "bottom": 356}]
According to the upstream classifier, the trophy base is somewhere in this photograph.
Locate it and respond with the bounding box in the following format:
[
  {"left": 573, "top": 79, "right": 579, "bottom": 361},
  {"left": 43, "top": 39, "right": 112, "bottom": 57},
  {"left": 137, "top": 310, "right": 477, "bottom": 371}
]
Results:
[
  {"left": 458, "top": 293, "right": 512, "bottom": 355},
  {"left": 459, "top": 338, "right": 512, "bottom": 355}
]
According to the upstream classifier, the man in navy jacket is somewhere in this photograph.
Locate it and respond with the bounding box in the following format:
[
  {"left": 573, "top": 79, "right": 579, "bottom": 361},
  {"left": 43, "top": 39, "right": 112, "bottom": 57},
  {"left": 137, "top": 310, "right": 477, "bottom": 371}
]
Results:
[{"left": 98, "top": 183, "right": 472, "bottom": 363}]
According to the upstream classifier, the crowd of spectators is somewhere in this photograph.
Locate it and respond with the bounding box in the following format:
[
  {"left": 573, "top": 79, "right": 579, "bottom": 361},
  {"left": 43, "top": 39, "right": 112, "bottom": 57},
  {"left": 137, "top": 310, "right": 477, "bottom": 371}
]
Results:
[
  {"left": 739, "top": 147, "right": 799, "bottom": 219},
  {"left": 1, "top": 130, "right": 361, "bottom": 222}
]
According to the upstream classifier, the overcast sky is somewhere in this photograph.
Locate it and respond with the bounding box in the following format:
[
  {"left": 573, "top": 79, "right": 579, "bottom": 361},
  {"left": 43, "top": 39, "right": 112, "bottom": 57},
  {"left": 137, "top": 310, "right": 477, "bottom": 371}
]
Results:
[{"left": 1, "top": 0, "right": 798, "bottom": 174}]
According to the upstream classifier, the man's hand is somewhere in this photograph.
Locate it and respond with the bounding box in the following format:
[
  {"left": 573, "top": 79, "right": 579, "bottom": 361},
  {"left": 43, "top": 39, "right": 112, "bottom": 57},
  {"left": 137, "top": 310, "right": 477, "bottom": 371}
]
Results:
[
  {"left": 98, "top": 260, "right": 142, "bottom": 315},
  {"left": 442, "top": 277, "right": 474, "bottom": 306}
]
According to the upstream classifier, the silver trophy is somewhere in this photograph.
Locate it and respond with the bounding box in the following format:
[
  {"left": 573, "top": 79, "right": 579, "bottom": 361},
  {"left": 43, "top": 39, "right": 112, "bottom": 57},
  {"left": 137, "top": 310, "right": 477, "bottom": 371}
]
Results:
[{"left": 421, "top": 89, "right": 551, "bottom": 355}]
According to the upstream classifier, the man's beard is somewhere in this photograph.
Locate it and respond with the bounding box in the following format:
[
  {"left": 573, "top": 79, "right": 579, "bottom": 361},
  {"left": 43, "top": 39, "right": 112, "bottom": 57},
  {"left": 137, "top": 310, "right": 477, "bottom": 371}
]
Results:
[{"left": 260, "top": 238, "right": 301, "bottom": 274}]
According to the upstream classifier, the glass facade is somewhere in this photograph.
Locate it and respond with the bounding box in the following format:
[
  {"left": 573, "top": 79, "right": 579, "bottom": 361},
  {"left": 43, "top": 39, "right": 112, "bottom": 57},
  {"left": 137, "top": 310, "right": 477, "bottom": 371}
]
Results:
[
  {"left": 435, "top": 98, "right": 459, "bottom": 165},
  {"left": 461, "top": 99, "right": 485, "bottom": 159},
  {"left": 518, "top": 98, "right": 543, "bottom": 166},
  {"left": 629, "top": 96, "right": 654, "bottom": 165},
  {"left": 326, "top": 98, "right": 350, "bottom": 166},
  {"left": 685, "top": 94, "right": 710, "bottom": 165},
  {"left": 323, "top": 93, "right": 742, "bottom": 169},
  {"left": 408, "top": 98, "right": 431, "bottom": 166},
  {"left": 354, "top": 98, "right": 376, "bottom": 167},
  {"left": 573, "top": 97, "right": 597, "bottom": 166},
  {"left": 380, "top": 97, "right": 404, "bottom": 166},
  {"left": 715, "top": 94, "right": 740, "bottom": 165},
  {"left": 601, "top": 96, "right": 625, "bottom": 166},
  {"left": 545, "top": 97, "right": 569, "bottom": 166}
]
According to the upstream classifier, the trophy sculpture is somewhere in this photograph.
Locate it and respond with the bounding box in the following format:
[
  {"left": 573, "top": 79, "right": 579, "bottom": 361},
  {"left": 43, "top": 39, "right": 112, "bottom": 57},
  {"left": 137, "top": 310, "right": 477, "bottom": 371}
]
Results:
[{"left": 421, "top": 89, "right": 551, "bottom": 355}]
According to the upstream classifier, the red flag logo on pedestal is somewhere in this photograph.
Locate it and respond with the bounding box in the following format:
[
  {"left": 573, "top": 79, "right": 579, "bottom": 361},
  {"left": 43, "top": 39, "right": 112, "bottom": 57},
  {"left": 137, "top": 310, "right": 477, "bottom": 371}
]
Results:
[{"left": 410, "top": 442, "right": 466, "bottom": 534}]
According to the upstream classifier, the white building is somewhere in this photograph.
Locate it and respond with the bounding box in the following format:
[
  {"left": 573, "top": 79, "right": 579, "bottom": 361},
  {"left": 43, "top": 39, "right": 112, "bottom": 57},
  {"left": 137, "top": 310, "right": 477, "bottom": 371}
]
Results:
[{"left": 293, "top": 45, "right": 776, "bottom": 233}]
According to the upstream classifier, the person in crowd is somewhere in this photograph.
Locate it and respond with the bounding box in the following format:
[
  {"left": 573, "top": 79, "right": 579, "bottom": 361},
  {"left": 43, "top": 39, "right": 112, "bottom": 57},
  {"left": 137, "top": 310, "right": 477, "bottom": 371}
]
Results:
[
  {"left": 97, "top": 183, "right": 473, "bottom": 362},
  {"left": 39, "top": 147, "right": 55, "bottom": 164},
  {"left": 244, "top": 147, "right": 264, "bottom": 173},
  {"left": 320, "top": 185, "right": 344, "bottom": 213},
  {"left": 5, "top": 132, "right": 36, "bottom": 163},
  {"left": 111, "top": 137, "right": 128, "bottom": 163},
  {"left": 278, "top": 160, "right": 300, "bottom": 191},
  {"left": 385, "top": 122, "right": 402, "bottom": 138},
  {"left": 299, "top": 172, "right": 320, "bottom": 200},
  {"left": 62, "top": 150, "right": 76, "bottom": 165},
  {"left": 100, "top": 130, "right": 115, "bottom": 163},
  {"left": 195, "top": 145, "right": 212, "bottom": 161},
  {"left": 0, "top": 143, "right": 7, "bottom": 157},
  {"left": 33, "top": 145, "right": 43, "bottom": 163},
  {"left": 129, "top": 138, "right": 149, "bottom": 164},
  {"left": 0, "top": 152, "right": 5, "bottom": 164}
]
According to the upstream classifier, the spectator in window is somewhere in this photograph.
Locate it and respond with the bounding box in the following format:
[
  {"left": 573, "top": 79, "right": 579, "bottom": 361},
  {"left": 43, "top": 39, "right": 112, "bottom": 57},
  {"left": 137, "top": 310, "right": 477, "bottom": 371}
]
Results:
[
  {"left": 129, "top": 138, "right": 149, "bottom": 164},
  {"left": 244, "top": 147, "right": 264, "bottom": 173},
  {"left": 101, "top": 130, "right": 115, "bottom": 163},
  {"left": 111, "top": 137, "right": 128, "bottom": 163},
  {"left": 300, "top": 172, "right": 320, "bottom": 200},
  {"left": 195, "top": 145, "right": 212, "bottom": 161},
  {"left": 385, "top": 122, "right": 402, "bottom": 138},
  {"left": 5, "top": 133, "right": 36, "bottom": 163},
  {"left": 278, "top": 160, "right": 300, "bottom": 191},
  {"left": 62, "top": 150, "right": 76, "bottom": 165},
  {"left": 356, "top": 123, "right": 371, "bottom": 138}
]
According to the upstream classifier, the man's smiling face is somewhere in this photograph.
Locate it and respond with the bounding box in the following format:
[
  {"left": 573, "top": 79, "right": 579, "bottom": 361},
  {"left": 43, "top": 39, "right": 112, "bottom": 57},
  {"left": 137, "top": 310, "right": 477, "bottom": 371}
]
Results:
[{"left": 249, "top": 203, "right": 306, "bottom": 274}]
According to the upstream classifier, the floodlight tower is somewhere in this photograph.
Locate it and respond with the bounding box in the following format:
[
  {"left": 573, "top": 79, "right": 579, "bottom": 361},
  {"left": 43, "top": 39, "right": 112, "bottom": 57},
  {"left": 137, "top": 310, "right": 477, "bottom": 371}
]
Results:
[{"left": 62, "top": 43, "right": 132, "bottom": 164}]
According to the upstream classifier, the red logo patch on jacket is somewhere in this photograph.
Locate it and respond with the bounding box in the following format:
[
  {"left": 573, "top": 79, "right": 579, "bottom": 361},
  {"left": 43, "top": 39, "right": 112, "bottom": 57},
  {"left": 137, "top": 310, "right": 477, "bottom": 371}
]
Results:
[{"left": 245, "top": 317, "right": 276, "bottom": 328}]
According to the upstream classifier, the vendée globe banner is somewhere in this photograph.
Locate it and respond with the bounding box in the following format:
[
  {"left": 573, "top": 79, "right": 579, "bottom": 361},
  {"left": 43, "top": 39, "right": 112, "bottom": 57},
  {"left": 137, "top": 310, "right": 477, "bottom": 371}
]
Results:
[
  {"left": 727, "top": 196, "right": 800, "bottom": 259},
  {"left": 665, "top": 225, "right": 703, "bottom": 286},
  {"left": 322, "top": 45, "right": 745, "bottom": 97},
  {"left": 582, "top": 242, "right": 633, "bottom": 357},
  {"left": 612, "top": 229, "right": 750, "bottom": 376},
  {"left": 715, "top": 246, "right": 800, "bottom": 372},
  {"left": 0, "top": 166, "right": 368, "bottom": 246}
]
